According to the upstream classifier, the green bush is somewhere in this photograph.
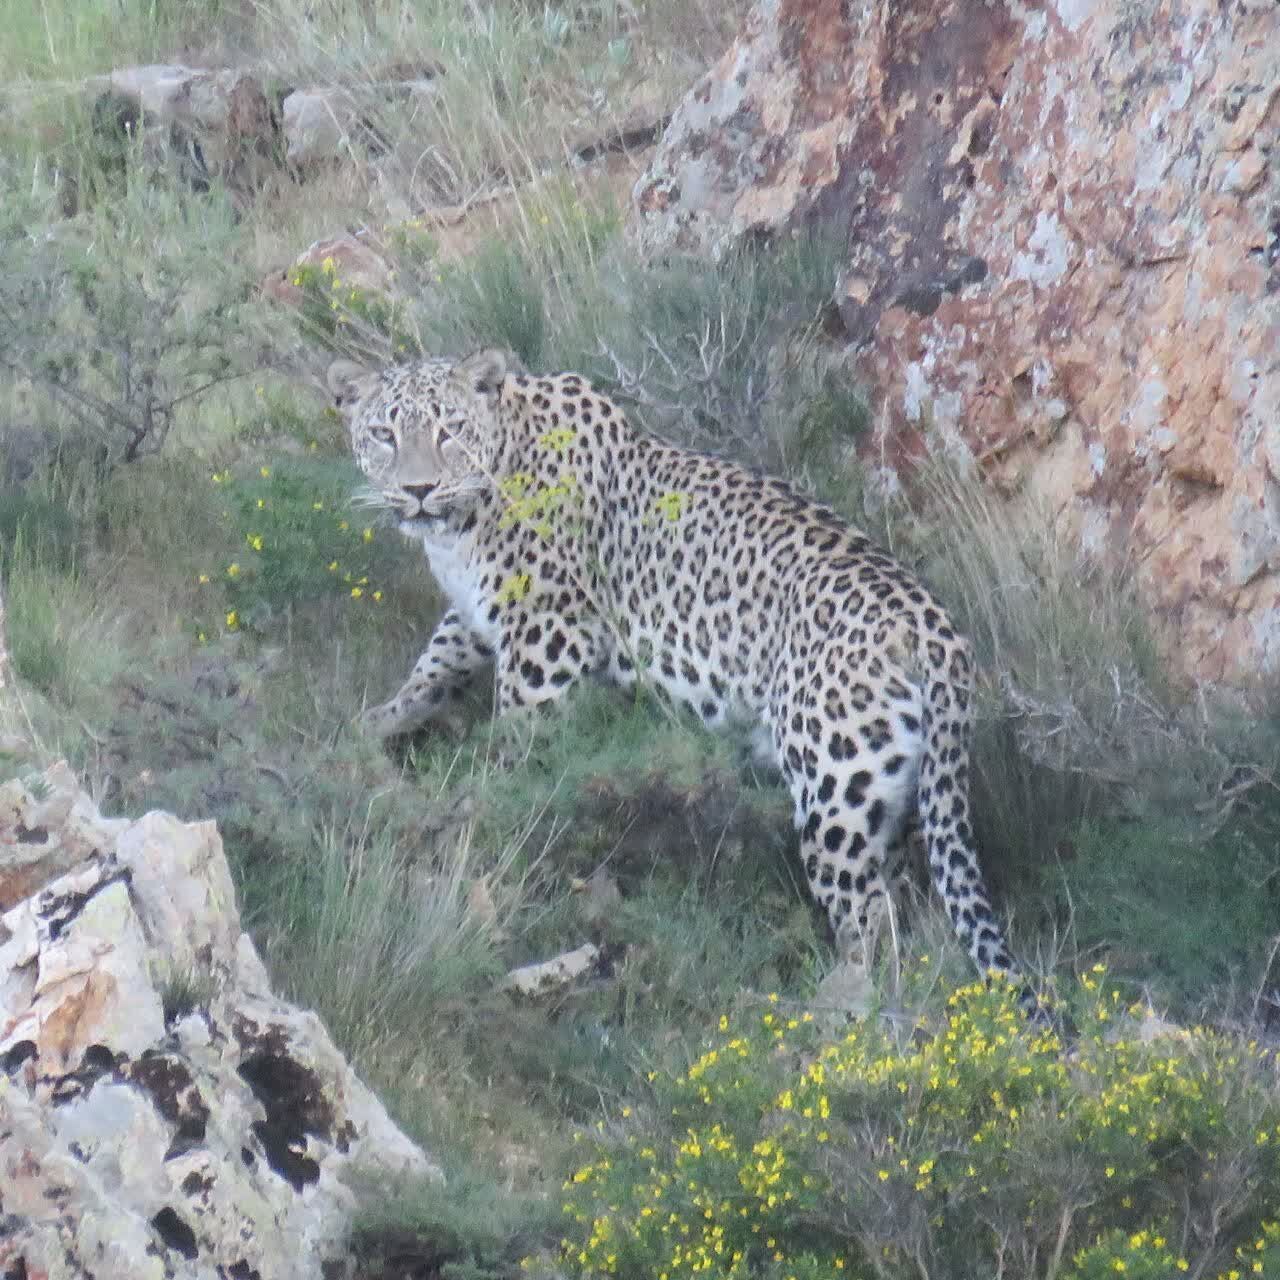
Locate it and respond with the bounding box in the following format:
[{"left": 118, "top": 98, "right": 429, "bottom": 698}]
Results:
[{"left": 555, "top": 972, "right": 1280, "bottom": 1280}]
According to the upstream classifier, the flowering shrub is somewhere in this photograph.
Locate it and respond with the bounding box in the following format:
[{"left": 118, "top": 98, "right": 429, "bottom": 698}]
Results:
[
  {"left": 556, "top": 973, "right": 1280, "bottom": 1280},
  {"left": 1218, "top": 1220, "right": 1280, "bottom": 1278},
  {"left": 289, "top": 254, "right": 423, "bottom": 359},
  {"left": 193, "top": 456, "right": 405, "bottom": 638}
]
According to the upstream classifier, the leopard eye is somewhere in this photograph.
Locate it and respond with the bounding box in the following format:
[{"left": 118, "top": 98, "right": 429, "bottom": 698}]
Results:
[
  {"left": 437, "top": 418, "right": 465, "bottom": 445},
  {"left": 370, "top": 426, "right": 396, "bottom": 446}
]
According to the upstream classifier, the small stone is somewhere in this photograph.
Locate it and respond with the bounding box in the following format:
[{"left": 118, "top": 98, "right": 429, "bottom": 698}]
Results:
[{"left": 505, "top": 943, "right": 602, "bottom": 996}]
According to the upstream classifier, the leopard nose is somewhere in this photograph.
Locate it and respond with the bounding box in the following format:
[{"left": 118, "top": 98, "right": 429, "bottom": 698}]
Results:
[{"left": 402, "top": 482, "right": 436, "bottom": 503}]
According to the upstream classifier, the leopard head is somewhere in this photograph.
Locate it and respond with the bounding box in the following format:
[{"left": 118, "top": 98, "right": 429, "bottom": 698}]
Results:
[{"left": 327, "top": 348, "right": 515, "bottom": 530}]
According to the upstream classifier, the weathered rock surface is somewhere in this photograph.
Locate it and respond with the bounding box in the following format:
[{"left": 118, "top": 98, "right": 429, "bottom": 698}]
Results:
[
  {"left": 0, "top": 763, "right": 438, "bottom": 1280},
  {"left": 280, "top": 86, "right": 366, "bottom": 167},
  {"left": 633, "top": 0, "right": 1280, "bottom": 684}
]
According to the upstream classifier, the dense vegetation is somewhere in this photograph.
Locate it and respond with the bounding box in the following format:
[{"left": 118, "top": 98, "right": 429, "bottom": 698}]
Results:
[{"left": 1, "top": 3, "right": 1277, "bottom": 1276}]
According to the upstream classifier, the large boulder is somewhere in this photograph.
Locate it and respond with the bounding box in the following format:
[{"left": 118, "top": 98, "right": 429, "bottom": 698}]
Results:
[
  {"left": 0, "top": 763, "right": 438, "bottom": 1280},
  {"left": 632, "top": 0, "right": 1280, "bottom": 684}
]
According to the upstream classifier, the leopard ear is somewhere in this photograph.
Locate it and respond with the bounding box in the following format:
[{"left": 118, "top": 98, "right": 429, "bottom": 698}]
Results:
[
  {"left": 454, "top": 348, "right": 518, "bottom": 398},
  {"left": 326, "top": 359, "right": 373, "bottom": 408}
]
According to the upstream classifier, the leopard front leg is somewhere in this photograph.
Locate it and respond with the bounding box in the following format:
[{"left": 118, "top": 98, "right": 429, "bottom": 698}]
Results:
[
  {"left": 361, "top": 608, "right": 493, "bottom": 739},
  {"left": 494, "top": 608, "right": 610, "bottom": 715}
]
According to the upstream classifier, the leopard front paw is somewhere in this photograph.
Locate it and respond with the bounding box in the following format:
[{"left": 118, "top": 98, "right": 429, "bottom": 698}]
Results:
[
  {"left": 358, "top": 694, "right": 468, "bottom": 743},
  {"left": 357, "top": 700, "right": 404, "bottom": 740}
]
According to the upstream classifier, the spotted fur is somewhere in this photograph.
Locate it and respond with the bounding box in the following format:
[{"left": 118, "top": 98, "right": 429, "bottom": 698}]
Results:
[{"left": 328, "top": 349, "right": 1019, "bottom": 981}]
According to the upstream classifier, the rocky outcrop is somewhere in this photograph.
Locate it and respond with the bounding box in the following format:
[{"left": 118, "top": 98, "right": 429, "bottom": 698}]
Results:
[
  {"left": 0, "top": 763, "right": 438, "bottom": 1280},
  {"left": 78, "top": 62, "right": 447, "bottom": 199},
  {"left": 88, "top": 65, "right": 280, "bottom": 198},
  {"left": 632, "top": 0, "right": 1280, "bottom": 684}
]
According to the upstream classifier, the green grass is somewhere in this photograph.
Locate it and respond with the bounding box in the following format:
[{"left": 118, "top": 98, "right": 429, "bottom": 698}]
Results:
[
  {"left": 0, "top": 0, "right": 229, "bottom": 81},
  {"left": 435, "top": 239, "right": 550, "bottom": 369},
  {"left": 2, "top": 530, "right": 124, "bottom": 721},
  {"left": 384, "top": 688, "right": 816, "bottom": 1113},
  {"left": 260, "top": 815, "right": 513, "bottom": 1060},
  {"left": 350, "top": 1167, "right": 562, "bottom": 1280},
  {"left": 326, "top": 222, "right": 857, "bottom": 470},
  {"left": 158, "top": 962, "right": 220, "bottom": 1025},
  {"left": 1050, "top": 815, "right": 1280, "bottom": 1007},
  {"left": 0, "top": 485, "right": 81, "bottom": 577}
]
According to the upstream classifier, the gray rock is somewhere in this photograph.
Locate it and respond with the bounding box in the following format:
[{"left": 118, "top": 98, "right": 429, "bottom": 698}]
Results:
[{"left": 0, "top": 763, "right": 440, "bottom": 1280}]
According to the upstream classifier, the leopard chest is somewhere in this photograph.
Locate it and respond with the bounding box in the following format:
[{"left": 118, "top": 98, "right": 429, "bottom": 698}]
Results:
[{"left": 417, "top": 524, "right": 499, "bottom": 647}]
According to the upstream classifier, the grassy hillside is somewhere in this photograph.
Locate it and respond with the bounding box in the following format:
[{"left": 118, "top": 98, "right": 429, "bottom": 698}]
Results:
[{"left": 2, "top": 3, "right": 1279, "bottom": 1276}]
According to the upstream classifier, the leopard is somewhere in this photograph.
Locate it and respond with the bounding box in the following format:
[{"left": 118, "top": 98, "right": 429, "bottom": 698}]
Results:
[{"left": 327, "top": 347, "right": 1022, "bottom": 986}]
